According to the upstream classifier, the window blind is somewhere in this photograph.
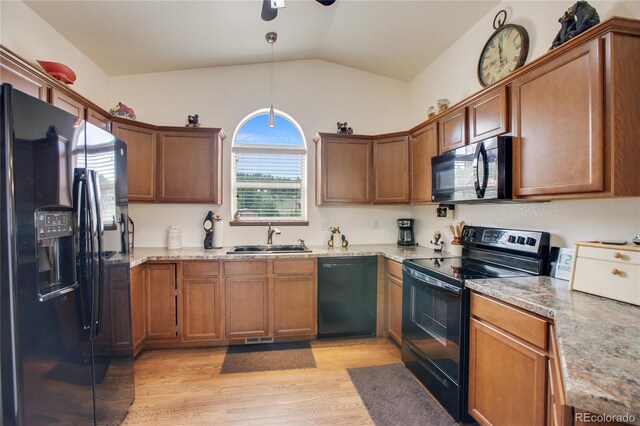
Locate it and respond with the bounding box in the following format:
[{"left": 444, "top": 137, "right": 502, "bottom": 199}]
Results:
[{"left": 233, "top": 151, "right": 305, "bottom": 219}]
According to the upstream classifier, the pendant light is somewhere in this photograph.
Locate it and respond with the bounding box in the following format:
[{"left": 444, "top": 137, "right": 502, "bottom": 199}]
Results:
[{"left": 266, "top": 32, "right": 277, "bottom": 128}]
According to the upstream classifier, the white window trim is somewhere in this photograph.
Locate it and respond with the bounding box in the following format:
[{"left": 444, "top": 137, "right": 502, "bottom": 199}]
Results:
[{"left": 230, "top": 108, "right": 308, "bottom": 224}]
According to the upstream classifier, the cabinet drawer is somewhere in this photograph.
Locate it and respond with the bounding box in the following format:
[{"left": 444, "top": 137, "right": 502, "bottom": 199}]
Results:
[
  {"left": 470, "top": 292, "right": 548, "bottom": 350},
  {"left": 273, "top": 259, "right": 315, "bottom": 275},
  {"left": 386, "top": 259, "right": 403, "bottom": 280},
  {"left": 183, "top": 261, "right": 220, "bottom": 278},
  {"left": 577, "top": 246, "right": 640, "bottom": 265},
  {"left": 224, "top": 260, "right": 268, "bottom": 276},
  {"left": 572, "top": 257, "right": 640, "bottom": 306}
]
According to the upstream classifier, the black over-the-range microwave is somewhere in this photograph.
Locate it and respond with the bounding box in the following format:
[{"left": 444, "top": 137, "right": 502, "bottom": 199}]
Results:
[{"left": 431, "top": 136, "right": 512, "bottom": 203}]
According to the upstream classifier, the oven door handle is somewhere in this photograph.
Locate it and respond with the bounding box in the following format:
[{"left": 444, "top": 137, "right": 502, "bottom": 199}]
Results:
[{"left": 402, "top": 266, "right": 461, "bottom": 296}]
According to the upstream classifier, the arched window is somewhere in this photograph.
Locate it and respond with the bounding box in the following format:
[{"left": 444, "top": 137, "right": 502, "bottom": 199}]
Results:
[{"left": 231, "top": 109, "right": 307, "bottom": 223}]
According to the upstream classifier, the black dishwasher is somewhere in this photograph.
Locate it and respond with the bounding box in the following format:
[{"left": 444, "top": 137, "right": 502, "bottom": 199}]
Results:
[{"left": 317, "top": 256, "right": 377, "bottom": 338}]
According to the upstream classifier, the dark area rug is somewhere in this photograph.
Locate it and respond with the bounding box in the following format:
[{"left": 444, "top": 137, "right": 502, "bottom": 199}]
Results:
[
  {"left": 348, "top": 364, "right": 457, "bottom": 426},
  {"left": 220, "top": 341, "right": 316, "bottom": 374}
]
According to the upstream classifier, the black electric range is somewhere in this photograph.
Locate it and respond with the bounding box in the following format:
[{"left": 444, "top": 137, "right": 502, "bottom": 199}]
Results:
[{"left": 401, "top": 226, "right": 550, "bottom": 422}]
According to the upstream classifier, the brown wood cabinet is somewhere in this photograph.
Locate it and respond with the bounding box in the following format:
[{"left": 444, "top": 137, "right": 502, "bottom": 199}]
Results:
[
  {"left": 409, "top": 123, "right": 438, "bottom": 204},
  {"left": 0, "top": 56, "right": 49, "bottom": 101},
  {"left": 314, "top": 133, "right": 373, "bottom": 205},
  {"left": 87, "top": 108, "right": 111, "bottom": 132},
  {"left": 373, "top": 136, "right": 409, "bottom": 203},
  {"left": 547, "top": 325, "right": 572, "bottom": 426},
  {"left": 273, "top": 259, "right": 317, "bottom": 337},
  {"left": 130, "top": 266, "right": 146, "bottom": 356},
  {"left": 145, "top": 263, "right": 177, "bottom": 340},
  {"left": 224, "top": 276, "right": 270, "bottom": 339},
  {"left": 384, "top": 259, "right": 403, "bottom": 345},
  {"left": 468, "top": 86, "right": 508, "bottom": 143},
  {"left": 512, "top": 38, "right": 604, "bottom": 198},
  {"left": 181, "top": 261, "right": 221, "bottom": 342},
  {"left": 51, "top": 87, "right": 85, "bottom": 119},
  {"left": 157, "top": 129, "right": 223, "bottom": 203},
  {"left": 112, "top": 122, "right": 157, "bottom": 202},
  {"left": 468, "top": 292, "right": 548, "bottom": 426},
  {"left": 437, "top": 106, "right": 467, "bottom": 153}
]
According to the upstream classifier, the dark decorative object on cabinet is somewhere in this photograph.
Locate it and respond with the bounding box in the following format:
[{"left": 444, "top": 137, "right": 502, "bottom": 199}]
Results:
[
  {"left": 186, "top": 114, "right": 200, "bottom": 127},
  {"left": 551, "top": 1, "right": 600, "bottom": 49},
  {"left": 109, "top": 102, "right": 136, "bottom": 120},
  {"left": 336, "top": 122, "right": 353, "bottom": 134}
]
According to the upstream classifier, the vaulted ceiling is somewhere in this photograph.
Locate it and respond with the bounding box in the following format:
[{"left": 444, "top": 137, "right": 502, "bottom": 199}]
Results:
[{"left": 25, "top": 0, "right": 499, "bottom": 82}]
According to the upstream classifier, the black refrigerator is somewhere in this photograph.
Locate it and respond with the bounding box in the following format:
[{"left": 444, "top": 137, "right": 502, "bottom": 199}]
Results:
[{"left": 1, "top": 84, "right": 134, "bottom": 425}]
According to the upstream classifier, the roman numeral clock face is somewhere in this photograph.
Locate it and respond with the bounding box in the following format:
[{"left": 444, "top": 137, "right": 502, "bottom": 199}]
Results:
[{"left": 478, "top": 24, "right": 529, "bottom": 87}]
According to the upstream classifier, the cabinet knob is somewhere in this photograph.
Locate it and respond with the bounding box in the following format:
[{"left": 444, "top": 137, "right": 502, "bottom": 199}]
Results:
[
  {"left": 611, "top": 268, "right": 622, "bottom": 276},
  {"left": 613, "top": 252, "right": 626, "bottom": 260}
]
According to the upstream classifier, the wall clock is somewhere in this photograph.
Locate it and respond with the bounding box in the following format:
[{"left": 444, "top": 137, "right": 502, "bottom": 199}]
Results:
[{"left": 477, "top": 10, "right": 529, "bottom": 87}]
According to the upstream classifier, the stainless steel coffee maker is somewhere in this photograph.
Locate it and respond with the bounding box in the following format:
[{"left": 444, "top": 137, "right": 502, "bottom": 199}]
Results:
[{"left": 397, "top": 218, "right": 416, "bottom": 246}]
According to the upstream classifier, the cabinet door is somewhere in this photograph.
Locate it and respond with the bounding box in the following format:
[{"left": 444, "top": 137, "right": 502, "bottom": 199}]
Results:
[
  {"left": 107, "top": 264, "right": 132, "bottom": 352},
  {"left": 512, "top": 38, "right": 603, "bottom": 197},
  {"left": 51, "top": 88, "right": 85, "bottom": 119},
  {"left": 385, "top": 275, "right": 402, "bottom": 345},
  {"left": 182, "top": 278, "right": 221, "bottom": 342},
  {"left": 130, "top": 266, "right": 146, "bottom": 355},
  {"left": 0, "top": 57, "right": 49, "bottom": 101},
  {"left": 438, "top": 107, "right": 467, "bottom": 153},
  {"left": 145, "top": 264, "right": 177, "bottom": 340},
  {"left": 468, "top": 86, "right": 508, "bottom": 143},
  {"left": 224, "top": 277, "right": 269, "bottom": 338},
  {"left": 548, "top": 325, "right": 572, "bottom": 426},
  {"left": 273, "top": 276, "right": 316, "bottom": 337},
  {"left": 157, "top": 130, "right": 222, "bottom": 203},
  {"left": 112, "top": 122, "right": 157, "bottom": 202},
  {"left": 373, "top": 136, "right": 409, "bottom": 203},
  {"left": 87, "top": 107, "right": 112, "bottom": 133},
  {"left": 468, "top": 317, "right": 547, "bottom": 426},
  {"left": 317, "top": 135, "right": 372, "bottom": 204},
  {"left": 409, "top": 123, "right": 438, "bottom": 204}
]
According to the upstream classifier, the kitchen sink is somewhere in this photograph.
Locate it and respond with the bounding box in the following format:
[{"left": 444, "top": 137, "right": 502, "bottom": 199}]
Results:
[{"left": 227, "top": 244, "right": 312, "bottom": 254}]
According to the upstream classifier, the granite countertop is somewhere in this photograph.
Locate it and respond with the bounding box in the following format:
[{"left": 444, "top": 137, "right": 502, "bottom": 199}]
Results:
[
  {"left": 129, "top": 243, "right": 450, "bottom": 268},
  {"left": 466, "top": 276, "right": 640, "bottom": 423}
]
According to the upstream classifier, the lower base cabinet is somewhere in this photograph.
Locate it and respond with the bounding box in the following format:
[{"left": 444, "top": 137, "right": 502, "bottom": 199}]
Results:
[
  {"left": 130, "top": 266, "right": 146, "bottom": 356},
  {"left": 145, "top": 264, "right": 178, "bottom": 341},
  {"left": 182, "top": 278, "right": 221, "bottom": 342},
  {"left": 224, "top": 276, "right": 270, "bottom": 339},
  {"left": 274, "top": 275, "right": 316, "bottom": 337},
  {"left": 384, "top": 259, "right": 403, "bottom": 345}
]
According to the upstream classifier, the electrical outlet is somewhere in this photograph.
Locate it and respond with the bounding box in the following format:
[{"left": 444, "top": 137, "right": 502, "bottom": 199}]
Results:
[
  {"left": 320, "top": 221, "right": 329, "bottom": 231},
  {"left": 436, "top": 207, "right": 447, "bottom": 218},
  {"left": 373, "top": 220, "right": 379, "bottom": 229}
]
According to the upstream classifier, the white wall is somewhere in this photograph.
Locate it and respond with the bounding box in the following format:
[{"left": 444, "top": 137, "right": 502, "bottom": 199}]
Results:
[
  {"left": 409, "top": 0, "right": 640, "bottom": 250},
  {"left": 111, "top": 60, "right": 414, "bottom": 247},
  {"left": 0, "top": 1, "right": 111, "bottom": 107}
]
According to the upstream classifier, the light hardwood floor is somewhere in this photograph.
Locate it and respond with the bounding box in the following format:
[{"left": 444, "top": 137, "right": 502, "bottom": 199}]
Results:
[{"left": 123, "top": 338, "right": 402, "bottom": 425}]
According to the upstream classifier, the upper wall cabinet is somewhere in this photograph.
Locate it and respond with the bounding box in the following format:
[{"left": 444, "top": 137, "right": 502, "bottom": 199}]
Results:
[
  {"left": 512, "top": 28, "right": 640, "bottom": 199},
  {"left": 373, "top": 135, "right": 409, "bottom": 204},
  {"left": 51, "top": 87, "right": 85, "bottom": 119},
  {"left": 0, "top": 55, "right": 49, "bottom": 101},
  {"left": 157, "top": 129, "right": 223, "bottom": 203},
  {"left": 314, "top": 133, "right": 373, "bottom": 205},
  {"left": 437, "top": 106, "right": 467, "bottom": 153},
  {"left": 112, "top": 122, "right": 157, "bottom": 202},
  {"left": 468, "top": 86, "right": 509, "bottom": 143},
  {"left": 409, "top": 123, "right": 438, "bottom": 204},
  {"left": 87, "top": 108, "right": 112, "bottom": 133}
]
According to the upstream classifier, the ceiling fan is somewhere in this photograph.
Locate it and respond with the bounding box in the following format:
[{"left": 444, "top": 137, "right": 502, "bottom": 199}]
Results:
[{"left": 261, "top": 0, "right": 336, "bottom": 21}]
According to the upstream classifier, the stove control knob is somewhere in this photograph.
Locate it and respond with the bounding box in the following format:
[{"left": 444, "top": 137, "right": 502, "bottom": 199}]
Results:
[
  {"left": 516, "top": 236, "right": 526, "bottom": 245},
  {"left": 508, "top": 235, "right": 516, "bottom": 244},
  {"left": 526, "top": 237, "right": 537, "bottom": 246},
  {"left": 468, "top": 229, "right": 476, "bottom": 238}
]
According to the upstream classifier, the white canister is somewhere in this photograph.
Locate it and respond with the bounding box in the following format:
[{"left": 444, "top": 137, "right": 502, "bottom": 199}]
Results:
[
  {"left": 213, "top": 218, "right": 223, "bottom": 248},
  {"left": 448, "top": 243, "right": 463, "bottom": 256},
  {"left": 167, "top": 225, "right": 182, "bottom": 250}
]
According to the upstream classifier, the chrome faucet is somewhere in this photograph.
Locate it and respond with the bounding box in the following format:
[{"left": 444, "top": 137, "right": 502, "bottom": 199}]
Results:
[{"left": 267, "top": 223, "right": 281, "bottom": 245}]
